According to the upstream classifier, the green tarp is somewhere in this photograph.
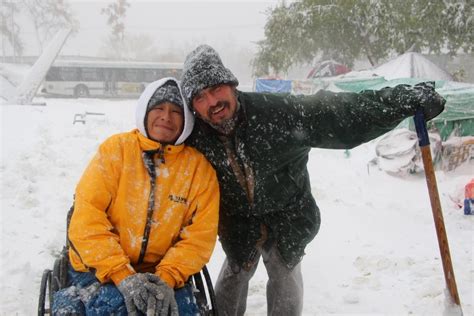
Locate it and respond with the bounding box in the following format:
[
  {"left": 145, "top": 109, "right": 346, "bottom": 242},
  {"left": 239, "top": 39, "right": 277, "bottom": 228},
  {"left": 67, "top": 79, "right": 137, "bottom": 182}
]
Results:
[{"left": 332, "top": 76, "right": 474, "bottom": 140}]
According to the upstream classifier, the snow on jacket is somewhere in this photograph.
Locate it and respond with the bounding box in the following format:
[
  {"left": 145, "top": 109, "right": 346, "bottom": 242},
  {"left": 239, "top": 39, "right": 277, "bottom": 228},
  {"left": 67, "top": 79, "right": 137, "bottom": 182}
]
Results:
[
  {"left": 187, "top": 86, "right": 422, "bottom": 269},
  {"left": 68, "top": 78, "right": 219, "bottom": 289}
]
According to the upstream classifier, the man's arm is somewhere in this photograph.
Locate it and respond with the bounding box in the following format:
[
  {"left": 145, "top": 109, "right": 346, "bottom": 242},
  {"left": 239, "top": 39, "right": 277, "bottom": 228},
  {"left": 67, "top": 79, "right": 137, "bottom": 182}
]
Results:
[{"left": 286, "top": 83, "right": 445, "bottom": 149}]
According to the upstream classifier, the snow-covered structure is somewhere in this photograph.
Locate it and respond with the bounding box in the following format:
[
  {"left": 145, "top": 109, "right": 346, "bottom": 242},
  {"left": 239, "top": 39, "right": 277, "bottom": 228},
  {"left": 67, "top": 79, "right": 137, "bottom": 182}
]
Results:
[
  {"left": 0, "top": 28, "right": 71, "bottom": 105},
  {"left": 374, "top": 52, "right": 454, "bottom": 81}
]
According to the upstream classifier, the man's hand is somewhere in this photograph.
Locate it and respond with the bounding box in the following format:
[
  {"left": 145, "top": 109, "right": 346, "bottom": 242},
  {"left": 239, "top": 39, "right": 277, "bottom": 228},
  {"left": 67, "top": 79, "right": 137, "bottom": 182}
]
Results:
[
  {"left": 412, "top": 81, "right": 446, "bottom": 121},
  {"left": 117, "top": 273, "right": 178, "bottom": 316}
]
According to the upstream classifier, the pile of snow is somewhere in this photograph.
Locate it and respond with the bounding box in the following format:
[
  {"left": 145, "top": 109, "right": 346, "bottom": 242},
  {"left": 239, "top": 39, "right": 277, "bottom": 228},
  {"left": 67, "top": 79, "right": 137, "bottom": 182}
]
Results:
[
  {"left": 373, "top": 128, "right": 443, "bottom": 175},
  {"left": 1, "top": 98, "right": 472, "bottom": 315}
]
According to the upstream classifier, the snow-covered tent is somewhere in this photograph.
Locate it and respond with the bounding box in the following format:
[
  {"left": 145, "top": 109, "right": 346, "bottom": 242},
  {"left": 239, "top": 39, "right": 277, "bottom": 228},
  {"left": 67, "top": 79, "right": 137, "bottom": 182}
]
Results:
[{"left": 373, "top": 52, "right": 454, "bottom": 81}]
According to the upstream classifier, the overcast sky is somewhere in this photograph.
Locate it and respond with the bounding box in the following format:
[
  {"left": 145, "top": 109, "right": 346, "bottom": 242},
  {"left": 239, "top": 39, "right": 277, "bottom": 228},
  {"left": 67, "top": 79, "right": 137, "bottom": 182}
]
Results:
[
  {"left": 16, "top": 0, "right": 276, "bottom": 58},
  {"left": 6, "top": 0, "right": 291, "bottom": 83}
]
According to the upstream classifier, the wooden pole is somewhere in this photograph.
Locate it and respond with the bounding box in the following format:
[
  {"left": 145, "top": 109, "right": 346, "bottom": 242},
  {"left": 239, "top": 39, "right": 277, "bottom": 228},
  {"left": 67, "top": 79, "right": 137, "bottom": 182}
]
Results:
[{"left": 414, "top": 109, "right": 461, "bottom": 307}]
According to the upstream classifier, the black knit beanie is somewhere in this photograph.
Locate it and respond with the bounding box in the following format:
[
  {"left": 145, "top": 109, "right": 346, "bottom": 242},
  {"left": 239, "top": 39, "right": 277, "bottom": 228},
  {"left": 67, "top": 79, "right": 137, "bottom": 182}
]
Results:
[
  {"left": 180, "top": 45, "right": 239, "bottom": 107},
  {"left": 144, "top": 80, "right": 184, "bottom": 140},
  {"left": 147, "top": 80, "right": 184, "bottom": 112}
]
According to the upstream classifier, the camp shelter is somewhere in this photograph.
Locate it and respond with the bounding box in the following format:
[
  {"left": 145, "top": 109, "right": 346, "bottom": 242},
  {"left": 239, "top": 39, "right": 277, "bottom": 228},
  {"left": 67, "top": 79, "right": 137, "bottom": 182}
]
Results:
[{"left": 373, "top": 52, "right": 454, "bottom": 81}]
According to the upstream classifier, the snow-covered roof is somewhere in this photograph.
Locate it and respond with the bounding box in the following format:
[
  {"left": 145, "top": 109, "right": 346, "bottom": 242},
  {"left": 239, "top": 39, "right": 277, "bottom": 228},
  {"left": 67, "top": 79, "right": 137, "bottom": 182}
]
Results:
[{"left": 374, "top": 52, "right": 453, "bottom": 81}]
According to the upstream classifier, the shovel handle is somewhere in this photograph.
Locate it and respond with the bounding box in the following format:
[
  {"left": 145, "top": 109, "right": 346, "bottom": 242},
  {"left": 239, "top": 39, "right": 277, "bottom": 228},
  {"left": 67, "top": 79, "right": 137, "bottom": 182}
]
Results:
[{"left": 414, "top": 109, "right": 461, "bottom": 306}]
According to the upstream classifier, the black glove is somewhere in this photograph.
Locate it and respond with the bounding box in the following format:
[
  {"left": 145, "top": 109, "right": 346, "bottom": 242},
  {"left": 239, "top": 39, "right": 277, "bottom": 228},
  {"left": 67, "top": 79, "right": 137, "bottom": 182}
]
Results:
[
  {"left": 117, "top": 273, "right": 178, "bottom": 316},
  {"left": 412, "top": 81, "right": 446, "bottom": 121}
]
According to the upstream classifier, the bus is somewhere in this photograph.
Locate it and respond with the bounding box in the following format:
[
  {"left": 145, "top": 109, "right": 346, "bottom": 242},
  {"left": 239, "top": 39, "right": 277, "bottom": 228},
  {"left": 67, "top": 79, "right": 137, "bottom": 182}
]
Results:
[{"left": 42, "top": 60, "right": 183, "bottom": 98}]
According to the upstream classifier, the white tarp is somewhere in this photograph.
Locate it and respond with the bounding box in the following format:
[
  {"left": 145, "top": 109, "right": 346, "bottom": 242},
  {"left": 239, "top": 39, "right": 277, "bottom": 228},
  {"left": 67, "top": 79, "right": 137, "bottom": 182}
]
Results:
[{"left": 374, "top": 52, "right": 454, "bottom": 81}]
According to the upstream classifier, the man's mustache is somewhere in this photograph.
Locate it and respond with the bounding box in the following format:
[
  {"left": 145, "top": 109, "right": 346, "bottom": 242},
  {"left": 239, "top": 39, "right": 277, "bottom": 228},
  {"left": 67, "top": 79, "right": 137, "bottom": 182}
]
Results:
[{"left": 208, "top": 100, "right": 230, "bottom": 117}]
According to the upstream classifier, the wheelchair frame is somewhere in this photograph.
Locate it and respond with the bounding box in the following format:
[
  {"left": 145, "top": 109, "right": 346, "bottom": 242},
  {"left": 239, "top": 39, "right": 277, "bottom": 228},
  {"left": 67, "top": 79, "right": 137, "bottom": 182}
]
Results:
[{"left": 37, "top": 205, "right": 218, "bottom": 316}]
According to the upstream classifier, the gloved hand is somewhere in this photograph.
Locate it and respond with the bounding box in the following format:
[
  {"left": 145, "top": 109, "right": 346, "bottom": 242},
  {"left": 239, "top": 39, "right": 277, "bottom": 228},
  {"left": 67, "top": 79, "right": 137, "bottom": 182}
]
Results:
[
  {"left": 144, "top": 274, "right": 178, "bottom": 316},
  {"left": 412, "top": 81, "right": 446, "bottom": 121},
  {"left": 117, "top": 273, "right": 178, "bottom": 316},
  {"left": 78, "top": 281, "right": 101, "bottom": 304}
]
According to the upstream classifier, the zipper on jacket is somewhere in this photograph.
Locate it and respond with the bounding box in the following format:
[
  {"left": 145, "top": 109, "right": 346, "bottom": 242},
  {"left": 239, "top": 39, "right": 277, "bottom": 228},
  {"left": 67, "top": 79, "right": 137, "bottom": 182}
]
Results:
[{"left": 138, "top": 149, "right": 160, "bottom": 265}]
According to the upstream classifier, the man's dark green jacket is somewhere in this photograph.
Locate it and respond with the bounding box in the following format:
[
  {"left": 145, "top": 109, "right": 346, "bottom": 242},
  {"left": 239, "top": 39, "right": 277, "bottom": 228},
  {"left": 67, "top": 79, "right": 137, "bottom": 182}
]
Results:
[{"left": 187, "top": 86, "right": 416, "bottom": 268}]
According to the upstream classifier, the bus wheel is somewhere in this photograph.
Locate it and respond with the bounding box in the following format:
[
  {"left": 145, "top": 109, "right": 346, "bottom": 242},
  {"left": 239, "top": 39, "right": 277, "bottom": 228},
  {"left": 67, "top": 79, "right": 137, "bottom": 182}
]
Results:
[{"left": 74, "top": 85, "right": 89, "bottom": 98}]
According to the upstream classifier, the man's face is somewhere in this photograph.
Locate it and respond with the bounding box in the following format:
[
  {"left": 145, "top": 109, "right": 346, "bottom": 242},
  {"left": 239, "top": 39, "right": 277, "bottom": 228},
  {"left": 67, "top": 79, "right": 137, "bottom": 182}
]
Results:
[
  {"left": 192, "top": 84, "right": 237, "bottom": 127},
  {"left": 146, "top": 102, "right": 184, "bottom": 143}
]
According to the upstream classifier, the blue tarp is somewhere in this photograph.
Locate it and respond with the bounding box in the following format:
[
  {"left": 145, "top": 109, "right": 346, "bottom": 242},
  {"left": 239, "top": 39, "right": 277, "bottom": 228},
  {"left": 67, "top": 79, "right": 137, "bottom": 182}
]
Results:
[{"left": 255, "top": 79, "right": 292, "bottom": 93}]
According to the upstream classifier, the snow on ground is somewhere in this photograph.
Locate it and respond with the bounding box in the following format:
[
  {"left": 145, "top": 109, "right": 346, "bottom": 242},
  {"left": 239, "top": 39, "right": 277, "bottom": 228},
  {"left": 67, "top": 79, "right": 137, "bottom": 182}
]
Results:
[{"left": 1, "top": 98, "right": 472, "bottom": 315}]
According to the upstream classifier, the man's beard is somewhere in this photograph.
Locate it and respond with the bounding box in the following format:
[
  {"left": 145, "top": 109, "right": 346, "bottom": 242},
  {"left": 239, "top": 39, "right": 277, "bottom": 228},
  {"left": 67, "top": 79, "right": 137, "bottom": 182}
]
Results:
[{"left": 204, "top": 100, "right": 240, "bottom": 135}]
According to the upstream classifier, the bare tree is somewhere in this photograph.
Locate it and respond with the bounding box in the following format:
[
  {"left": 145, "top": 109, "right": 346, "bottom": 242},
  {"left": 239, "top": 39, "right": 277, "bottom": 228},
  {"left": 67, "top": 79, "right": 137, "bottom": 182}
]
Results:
[
  {"left": 21, "top": 0, "right": 79, "bottom": 54},
  {"left": 102, "top": 0, "right": 129, "bottom": 40},
  {"left": 100, "top": 0, "right": 130, "bottom": 59},
  {"left": 100, "top": 32, "right": 159, "bottom": 61},
  {"left": 1, "top": 1, "right": 23, "bottom": 59}
]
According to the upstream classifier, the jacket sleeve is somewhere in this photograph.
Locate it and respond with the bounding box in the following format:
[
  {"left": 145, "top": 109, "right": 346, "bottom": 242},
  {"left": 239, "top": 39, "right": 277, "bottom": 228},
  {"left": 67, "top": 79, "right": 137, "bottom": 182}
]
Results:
[
  {"left": 68, "top": 137, "right": 135, "bottom": 284},
  {"left": 155, "top": 156, "right": 219, "bottom": 289},
  {"left": 284, "top": 84, "right": 419, "bottom": 149}
]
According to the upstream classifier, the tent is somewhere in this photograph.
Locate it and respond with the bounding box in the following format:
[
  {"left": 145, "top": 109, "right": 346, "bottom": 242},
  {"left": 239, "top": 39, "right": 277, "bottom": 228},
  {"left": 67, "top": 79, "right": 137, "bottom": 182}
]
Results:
[
  {"left": 373, "top": 52, "right": 454, "bottom": 81},
  {"left": 307, "top": 60, "right": 351, "bottom": 79}
]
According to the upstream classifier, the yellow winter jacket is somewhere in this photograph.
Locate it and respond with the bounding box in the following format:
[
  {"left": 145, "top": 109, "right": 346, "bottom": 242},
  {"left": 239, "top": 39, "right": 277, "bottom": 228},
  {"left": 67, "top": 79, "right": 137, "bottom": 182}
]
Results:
[
  {"left": 68, "top": 130, "right": 219, "bottom": 288},
  {"left": 68, "top": 129, "right": 219, "bottom": 289}
]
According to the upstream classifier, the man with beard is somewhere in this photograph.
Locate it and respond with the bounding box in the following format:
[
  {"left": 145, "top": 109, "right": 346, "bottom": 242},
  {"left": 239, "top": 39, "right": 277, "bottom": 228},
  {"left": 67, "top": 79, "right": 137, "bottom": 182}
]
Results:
[{"left": 181, "top": 44, "right": 445, "bottom": 316}]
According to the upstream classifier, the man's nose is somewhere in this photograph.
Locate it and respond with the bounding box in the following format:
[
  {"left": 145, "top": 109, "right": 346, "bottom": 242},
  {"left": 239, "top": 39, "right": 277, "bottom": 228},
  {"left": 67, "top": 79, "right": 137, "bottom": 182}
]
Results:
[{"left": 206, "top": 92, "right": 219, "bottom": 108}]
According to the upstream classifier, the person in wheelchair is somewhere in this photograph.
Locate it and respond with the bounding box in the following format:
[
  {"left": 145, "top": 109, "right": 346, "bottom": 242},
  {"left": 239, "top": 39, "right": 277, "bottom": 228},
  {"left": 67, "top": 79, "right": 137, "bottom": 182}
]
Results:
[{"left": 53, "top": 78, "right": 219, "bottom": 315}]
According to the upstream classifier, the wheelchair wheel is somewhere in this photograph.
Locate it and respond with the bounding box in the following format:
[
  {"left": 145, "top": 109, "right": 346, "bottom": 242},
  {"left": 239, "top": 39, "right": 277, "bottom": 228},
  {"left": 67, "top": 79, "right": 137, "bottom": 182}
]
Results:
[
  {"left": 52, "top": 252, "right": 68, "bottom": 293},
  {"left": 201, "top": 266, "right": 218, "bottom": 316},
  {"left": 38, "top": 269, "right": 52, "bottom": 316},
  {"left": 193, "top": 266, "right": 218, "bottom": 316}
]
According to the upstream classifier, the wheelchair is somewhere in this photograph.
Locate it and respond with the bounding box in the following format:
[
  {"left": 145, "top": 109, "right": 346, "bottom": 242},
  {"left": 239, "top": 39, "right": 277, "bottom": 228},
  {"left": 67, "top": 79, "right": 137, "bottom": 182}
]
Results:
[{"left": 38, "top": 206, "right": 218, "bottom": 316}]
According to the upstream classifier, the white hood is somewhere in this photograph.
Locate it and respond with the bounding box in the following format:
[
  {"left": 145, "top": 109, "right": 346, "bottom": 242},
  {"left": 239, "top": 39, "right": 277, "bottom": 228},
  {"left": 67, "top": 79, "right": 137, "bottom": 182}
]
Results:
[{"left": 135, "top": 77, "right": 194, "bottom": 145}]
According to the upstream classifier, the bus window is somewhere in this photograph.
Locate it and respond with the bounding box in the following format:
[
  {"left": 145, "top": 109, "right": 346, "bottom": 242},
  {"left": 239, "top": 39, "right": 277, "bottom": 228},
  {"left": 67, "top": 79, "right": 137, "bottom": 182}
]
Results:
[
  {"left": 45, "top": 67, "right": 61, "bottom": 80},
  {"left": 142, "top": 69, "right": 156, "bottom": 82},
  {"left": 124, "top": 69, "right": 139, "bottom": 82},
  {"left": 164, "top": 68, "right": 182, "bottom": 78},
  {"left": 81, "top": 68, "right": 102, "bottom": 81},
  {"left": 60, "top": 67, "right": 80, "bottom": 81}
]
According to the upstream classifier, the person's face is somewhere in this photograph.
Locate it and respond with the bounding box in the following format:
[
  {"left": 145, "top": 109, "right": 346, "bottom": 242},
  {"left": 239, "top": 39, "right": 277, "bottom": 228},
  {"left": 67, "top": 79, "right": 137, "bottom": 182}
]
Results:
[
  {"left": 192, "top": 84, "right": 237, "bottom": 126},
  {"left": 146, "top": 102, "right": 184, "bottom": 144}
]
